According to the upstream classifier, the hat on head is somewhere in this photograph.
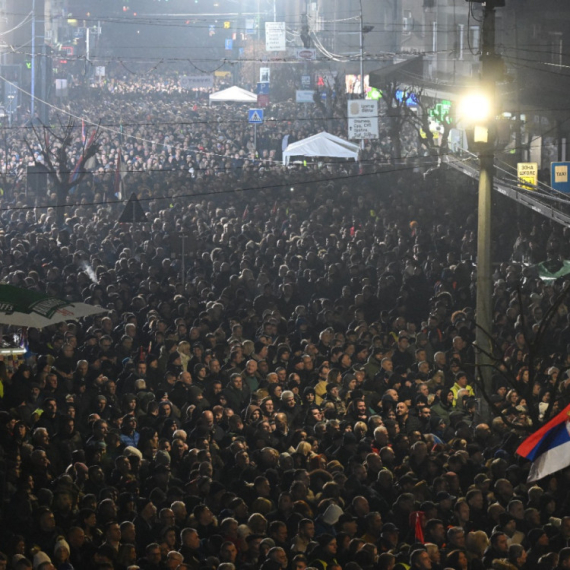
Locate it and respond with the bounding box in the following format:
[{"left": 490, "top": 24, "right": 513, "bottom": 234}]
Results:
[
  {"left": 382, "top": 523, "right": 399, "bottom": 534},
  {"left": 155, "top": 450, "right": 171, "bottom": 467},
  {"left": 13, "top": 555, "right": 29, "bottom": 567},
  {"left": 338, "top": 513, "right": 356, "bottom": 526},
  {"left": 343, "top": 432, "right": 357, "bottom": 445},
  {"left": 436, "top": 491, "right": 457, "bottom": 503},
  {"left": 260, "top": 538, "right": 275, "bottom": 549},
  {"left": 317, "top": 533, "right": 336, "bottom": 548},
  {"left": 33, "top": 552, "right": 51, "bottom": 570},
  {"left": 124, "top": 446, "right": 143, "bottom": 460},
  {"left": 54, "top": 539, "right": 70, "bottom": 555},
  {"left": 528, "top": 527, "right": 547, "bottom": 547}
]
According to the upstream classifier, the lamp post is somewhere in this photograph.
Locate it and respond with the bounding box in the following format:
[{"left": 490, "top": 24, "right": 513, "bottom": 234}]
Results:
[
  {"left": 31, "top": 0, "right": 36, "bottom": 119},
  {"left": 359, "top": 0, "right": 364, "bottom": 100},
  {"left": 458, "top": 89, "right": 495, "bottom": 420},
  {"left": 462, "top": 0, "right": 505, "bottom": 422}
]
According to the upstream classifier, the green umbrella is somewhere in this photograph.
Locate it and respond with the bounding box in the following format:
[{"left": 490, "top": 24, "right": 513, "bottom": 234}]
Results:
[{"left": 0, "top": 284, "right": 107, "bottom": 328}]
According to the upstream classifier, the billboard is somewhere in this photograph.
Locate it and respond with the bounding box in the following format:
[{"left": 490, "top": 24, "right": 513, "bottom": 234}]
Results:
[
  {"left": 180, "top": 75, "right": 214, "bottom": 89},
  {"left": 345, "top": 74, "right": 370, "bottom": 95},
  {"left": 265, "top": 22, "right": 286, "bottom": 51}
]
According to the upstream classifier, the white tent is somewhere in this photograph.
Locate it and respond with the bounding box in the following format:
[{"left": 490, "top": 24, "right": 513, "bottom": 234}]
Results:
[
  {"left": 282, "top": 132, "right": 360, "bottom": 165},
  {"left": 209, "top": 86, "right": 258, "bottom": 104}
]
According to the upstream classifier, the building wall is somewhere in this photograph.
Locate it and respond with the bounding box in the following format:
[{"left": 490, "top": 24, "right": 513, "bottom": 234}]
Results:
[{"left": 399, "top": 0, "right": 483, "bottom": 84}]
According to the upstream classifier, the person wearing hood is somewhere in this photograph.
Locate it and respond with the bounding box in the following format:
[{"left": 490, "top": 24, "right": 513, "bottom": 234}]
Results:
[
  {"left": 431, "top": 389, "right": 454, "bottom": 425},
  {"left": 166, "top": 351, "right": 184, "bottom": 376},
  {"left": 309, "top": 534, "right": 339, "bottom": 570},
  {"left": 301, "top": 386, "right": 317, "bottom": 412}
]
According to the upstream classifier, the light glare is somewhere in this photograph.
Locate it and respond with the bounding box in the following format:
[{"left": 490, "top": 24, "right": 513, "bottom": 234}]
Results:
[{"left": 458, "top": 92, "right": 491, "bottom": 123}]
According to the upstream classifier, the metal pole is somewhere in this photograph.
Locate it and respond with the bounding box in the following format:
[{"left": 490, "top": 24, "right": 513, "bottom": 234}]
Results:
[
  {"left": 273, "top": 0, "right": 276, "bottom": 22},
  {"left": 359, "top": 0, "right": 364, "bottom": 99},
  {"left": 359, "top": 0, "right": 365, "bottom": 150},
  {"left": 475, "top": 0, "right": 501, "bottom": 419},
  {"left": 475, "top": 152, "right": 494, "bottom": 413},
  {"left": 254, "top": 123, "right": 257, "bottom": 153},
  {"left": 181, "top": 232, "right": 186, "bottom": 287},
  {"left": 31, "top": 0, "right": 36, "bottom": 119}
]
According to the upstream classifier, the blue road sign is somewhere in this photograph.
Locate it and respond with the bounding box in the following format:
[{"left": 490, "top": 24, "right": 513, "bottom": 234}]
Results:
[
  {"left": 225, "top": 38, "right": 233, "bottom": 50},
  {"left": 552, "top": 162, "right": 570, "bottom": 193},
  {"left": 257, "top": 82, "right": 270, "bottom": 95},
  {"left": 248, "top": 109, "right": 264, "bottom": 124}
]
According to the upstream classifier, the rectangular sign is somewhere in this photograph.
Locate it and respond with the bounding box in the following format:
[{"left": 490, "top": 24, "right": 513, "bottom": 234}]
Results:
[
  {"left": 296, "top": 90, "right": 315, "bottom": 103},
  {"left": 180, "top": 75, "right": 214, "bottom": 89},
  {"left": 55, "top": 78, "right": 68, "bottom": 97},
  {"left": 260, "top": 67, "right": 270, "bottom": 83},
  {"left": 551, "top": 162, "right": 570, "bottom": 193},
  {"left": 95, "top": 66, "right": 105, "bottom": 77},
  {"left": 265, "top": 22, "right": 286, "bottom": 51},
  {"left": 301, "top": 75, "right": 311, "bottom": 88},
  {"left": 348, "top": 100, "right": 378, "bottom": 119},
  {"left": 225, "top": 38, "right": 233, "bottom": 50},
  {"left": 257, "top": 82, "right": 270, "bottom": 95},
  {"left": 248, "top": 108, "right": 264, "bottom": 124},
  {"left": 517, "top": 162, "right": 538, "bottom": 191},
  {"left": 257, "top": 94, "right": 270, "bottom": 108},
  {"left": 348, "top": 118, "right": 379, "bottom": 140},
  {"left": 295, "top": 48, "right": 317, "bottom": 61}
]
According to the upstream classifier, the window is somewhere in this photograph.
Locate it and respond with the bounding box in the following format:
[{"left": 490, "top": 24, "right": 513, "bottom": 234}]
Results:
[
  {"left": 469, "top": 26, "right": 480, "bottom": 52},
  {"left": 550, "top": 32, "right": 563, "bottom": 70},
  {"left": 455, "top": 24, "right": 464, "bottom": 60},
  {"left": 403, "top": 10, "right": 413, "bottom": 34}
]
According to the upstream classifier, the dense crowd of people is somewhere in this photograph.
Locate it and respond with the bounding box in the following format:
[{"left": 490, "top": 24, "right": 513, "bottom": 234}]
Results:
[{"left": 0, "top": 68, "right": 570, "bottom": 570}]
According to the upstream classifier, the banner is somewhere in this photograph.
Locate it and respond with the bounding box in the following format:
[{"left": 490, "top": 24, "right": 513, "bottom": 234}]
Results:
[{"left": 180, "top": 75, "right": 214, "bottom": 90}]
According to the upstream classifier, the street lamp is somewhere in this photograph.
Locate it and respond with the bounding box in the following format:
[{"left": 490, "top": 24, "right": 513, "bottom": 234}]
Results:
[
  {"left": 459, "top": 88, "right": 496, "bottom": 419},
  {"left": 458, "top": 91, "right": 492, "bottom": 124}
]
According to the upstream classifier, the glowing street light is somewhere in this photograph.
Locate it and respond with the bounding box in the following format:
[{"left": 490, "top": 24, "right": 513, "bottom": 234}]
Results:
[{"left": 458, "top": 91, "right": 492, "bottom": 124}]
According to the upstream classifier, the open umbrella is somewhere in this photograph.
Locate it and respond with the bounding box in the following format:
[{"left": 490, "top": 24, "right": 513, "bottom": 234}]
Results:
[{"left": 0, "top": 284, "right": 107, "bottom": 328}]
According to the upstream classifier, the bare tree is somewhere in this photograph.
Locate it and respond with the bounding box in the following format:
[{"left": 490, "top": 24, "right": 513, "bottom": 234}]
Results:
[
  {"left": 405, "top": 89, "right": 456, "bottom": 162},
  {"left": 472, "top": 283, "right": 570, "bottom": 431},
  {"left": 312, "top": 74, "right": 348, "bottom": 133},
  {"left": 24, "top": 117, "right": 100, "bottom": 225}
]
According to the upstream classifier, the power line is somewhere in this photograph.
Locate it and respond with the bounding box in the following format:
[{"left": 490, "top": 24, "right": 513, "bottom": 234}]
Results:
[{"left": 0, "top": 162, "right": 426, "bottom": 213}]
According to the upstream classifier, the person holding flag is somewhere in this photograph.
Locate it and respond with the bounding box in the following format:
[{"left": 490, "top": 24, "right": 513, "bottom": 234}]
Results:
[{"left": 517, "top": 403, "right": 570, "bottom": 482}]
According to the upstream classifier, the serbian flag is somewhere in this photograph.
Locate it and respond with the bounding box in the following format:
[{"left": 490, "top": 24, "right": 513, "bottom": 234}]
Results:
[
  {"left": 517, "top": 403, "right": 570, "bottom": 482},
  {"left": 69, "top": 129, "right": 97, "bottom": 184}
]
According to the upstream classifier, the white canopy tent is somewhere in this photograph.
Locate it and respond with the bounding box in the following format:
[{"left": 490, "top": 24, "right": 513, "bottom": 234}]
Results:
[
  {"left": 209, "top": 86, "right": 258, "bottom": 104},
  {"left": 282, "top": 132, "right": 360, "bottom": 165}
]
